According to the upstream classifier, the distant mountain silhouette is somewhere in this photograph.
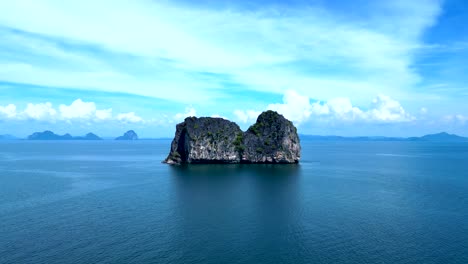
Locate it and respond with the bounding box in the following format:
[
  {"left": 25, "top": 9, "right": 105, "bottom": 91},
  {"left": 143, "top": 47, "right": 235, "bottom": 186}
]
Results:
[
  {"left": 300, "top": 132, "right": 467, "bottom": 142},
  {"left": 300, "top": 135, "right": 404, "bottom": 141},
  {"left": 27, "top": 131, "right": 102, "bottom": 140},
  {"left": 28, "top": 131, "right": 68, "bottom": 140},
  {"left": 418, "top": 132, "right": 468, "bottom": 142},
  {"left": 74, "top": 133, "right": 102, "bottom": 140},
  {"left": 115, "top": 130, "right": 138, "bottom": 140}
]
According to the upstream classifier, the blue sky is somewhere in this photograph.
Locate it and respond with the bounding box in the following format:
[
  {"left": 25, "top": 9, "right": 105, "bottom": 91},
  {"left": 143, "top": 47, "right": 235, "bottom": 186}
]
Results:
[{"left": 0, "top": 0, "right": 467, "bottom": 137}]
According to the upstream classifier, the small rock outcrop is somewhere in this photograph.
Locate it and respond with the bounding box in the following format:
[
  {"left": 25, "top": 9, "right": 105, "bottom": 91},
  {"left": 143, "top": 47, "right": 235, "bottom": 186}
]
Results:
[
  {"left": 164, "top": 111, "right": 300, "bottom": 164},
  {"left": 116, "top": 130, "right": 138, "bottom": 140}
]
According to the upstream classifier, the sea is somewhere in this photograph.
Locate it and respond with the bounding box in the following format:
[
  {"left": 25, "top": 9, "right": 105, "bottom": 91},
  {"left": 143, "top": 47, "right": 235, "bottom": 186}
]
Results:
[{"left": 0, "top": 140, "right": 467, "bottom": 264}]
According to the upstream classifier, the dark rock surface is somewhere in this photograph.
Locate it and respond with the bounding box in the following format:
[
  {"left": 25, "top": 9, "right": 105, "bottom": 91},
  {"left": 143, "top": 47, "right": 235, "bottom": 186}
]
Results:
[
  {"left": 27, "top": 131, "right": 102, "bottom": 140},
  {"left": 115, "top": 130, "right": 138, "bottom": 140},
  {"left": 242, "top": 110, "right": 301, "bottom": 163},
  {"left": 164, "top": 117, "right": 243, "bottom": 164},
  {"left": 164, "top": 111, "right": 300, "bottom": 164}
]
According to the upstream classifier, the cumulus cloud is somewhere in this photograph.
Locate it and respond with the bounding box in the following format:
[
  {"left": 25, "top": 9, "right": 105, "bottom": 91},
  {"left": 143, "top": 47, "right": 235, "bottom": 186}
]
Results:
[
  {"left": 233, "top": 110, "right": 262, "bottom": 123},
  {"left": 314, "top": 94, "right": 414, "bottom": 122},
  {"left": 267, "top": 90, "right": 312, "bottom": 124},
  {"left": 174, "top": 107, "right": 197, "bottom": 121},
  {"left": 366, "top": 95, "right": 414, "bottom": 122},
  {"left": 57, "top": 99, "right": 113, "bottom": 122},
  {"left": 23, "top": 102, "right": 57, "bottom": 121},
  {"left": 236, "top": 90, "right": 415, "bottom": 125},
  {"left": 95, "top": 109, "right": 113, "bottom": 121},
  {"left": 311, "top": 98, "right": 365, "bottom": 121},
  {"left": 117, "top": 112, "right": 143, "bottom": 123},
  {"left": 0, "top": 99, "right": 143, "bottom": 123},
  {"left": 0, "top": 104, "right": 17, "bottom": 119},
  {"left": 59, "top": 99, "right": 105, "bottom": 120}
]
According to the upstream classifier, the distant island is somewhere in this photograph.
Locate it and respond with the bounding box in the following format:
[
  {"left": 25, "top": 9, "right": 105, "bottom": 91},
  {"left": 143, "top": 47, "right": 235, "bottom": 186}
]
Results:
[
  {"left": 115, "top": 130, "right": 139, "bottom": 140},
  {"left": 415, "top": 132, "right": 467, "bottom": 142},
  {"left": 27, "top": 131, "right": 102, "bottom": 140},
  {"left": 164, "top": 110, "right": 301, "bottom": 164},
  {"left": 300, "top": 132, "right": 468, "bottom": 142}
]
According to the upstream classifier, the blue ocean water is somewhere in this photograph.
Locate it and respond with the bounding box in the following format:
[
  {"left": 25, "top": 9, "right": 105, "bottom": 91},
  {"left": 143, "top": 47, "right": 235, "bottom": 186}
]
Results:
[{"left": 0, "top": 140, "right": 467, "bottom": 264}]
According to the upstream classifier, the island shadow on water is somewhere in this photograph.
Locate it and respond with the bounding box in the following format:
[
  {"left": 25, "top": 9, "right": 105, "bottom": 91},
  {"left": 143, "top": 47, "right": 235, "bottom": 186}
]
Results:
[
  {"left": 166, "top": 163, "right": 305, "bottom": 263},
  {"left": 169, "top": 163, "right": 301, "bottom": 177},
  {"left": 168, "top": 163, "right": 302, "bottom": 196},
  {"left": 167, "top": 163, "right": 302, "bottom": 212}
]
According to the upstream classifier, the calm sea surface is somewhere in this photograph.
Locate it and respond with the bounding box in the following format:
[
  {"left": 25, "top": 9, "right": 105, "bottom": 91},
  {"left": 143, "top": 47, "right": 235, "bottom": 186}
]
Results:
[{"left": 0, "top": 140, "right": 467, "bottom": 264}]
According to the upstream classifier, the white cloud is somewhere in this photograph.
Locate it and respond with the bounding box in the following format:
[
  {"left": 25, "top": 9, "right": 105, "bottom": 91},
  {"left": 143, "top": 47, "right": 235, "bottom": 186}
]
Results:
[
  {"left": 59, "top": 99, "right": 97, "bottom": 120},
  {"left": 58, "top": 99, "right": 113, "bottom": 121},
  {"left": 366, "top": 95, "right": 414, "bottom": 122},
  {"left": 95, "top": 109, "right": 113, "bottom": 121},
  {"left": 0, "top": 104, "right": 17, "bottom": 119},
  {"left": 267, "top": 90, "right": 312, "bottom": 124},
  {"left": 312, "top": 98, "right": 365, "bottom": 121},
  {"left": 117, "top": 112, "right": 143, "bottom": 123},
  {"left": 174, "top": 107, "right": 197, "bottom": 121},
  {"left": 0, "top": 99, "right": 142, "bottom": 123},
  {"left": 239, "top": 90, "right": 415, "bottom": 125},
  {"left": 314, "top": 95, "right": 414, "bottom": 122},
  {"left": 233, "top": 110, "right": 262, "bottom": 124},
  {"left": 23, "top": 102, "right": 57, "bottom": 121}
]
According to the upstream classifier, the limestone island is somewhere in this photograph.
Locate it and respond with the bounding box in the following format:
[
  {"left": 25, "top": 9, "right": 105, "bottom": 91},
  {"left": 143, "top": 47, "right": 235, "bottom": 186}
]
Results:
[
  {"left": 115, "top": 130, "right": 139, "bottom": 140},
  {"left": 164, "top": 110, "right": 300, "bottom": 164}
]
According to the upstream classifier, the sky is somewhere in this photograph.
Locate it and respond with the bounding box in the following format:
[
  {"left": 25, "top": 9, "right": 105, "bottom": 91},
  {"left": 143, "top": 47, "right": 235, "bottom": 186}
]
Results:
[{"left": 0, "top": 0, "right": 467, "bottom": 138}]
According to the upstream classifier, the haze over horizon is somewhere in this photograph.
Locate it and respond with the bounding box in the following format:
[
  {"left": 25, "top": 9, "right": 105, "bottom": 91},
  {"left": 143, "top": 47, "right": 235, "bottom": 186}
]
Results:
[{"left": 1, "top": 0, "right": 467, "bottom": 138}]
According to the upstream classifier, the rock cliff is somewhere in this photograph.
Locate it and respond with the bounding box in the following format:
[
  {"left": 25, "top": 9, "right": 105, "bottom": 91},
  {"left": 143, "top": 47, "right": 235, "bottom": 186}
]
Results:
[
  {"left": 164, "top": 117, "right": 243, "bottom": 164},
  {"left": 164, "top": 111, "right": 300, "bottom": 164},
  {"left": 242, "top": 110, "right": 301, "bottom": 163}
]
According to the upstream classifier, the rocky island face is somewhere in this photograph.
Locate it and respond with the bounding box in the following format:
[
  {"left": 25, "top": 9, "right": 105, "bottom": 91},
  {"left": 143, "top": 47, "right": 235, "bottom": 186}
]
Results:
[{"left": 164, "top": 110, "right": 300, "bottom": 164}]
